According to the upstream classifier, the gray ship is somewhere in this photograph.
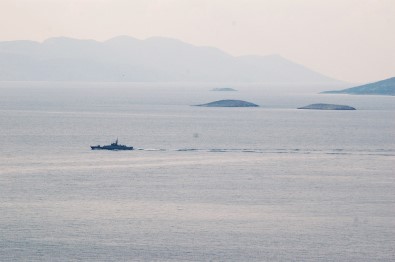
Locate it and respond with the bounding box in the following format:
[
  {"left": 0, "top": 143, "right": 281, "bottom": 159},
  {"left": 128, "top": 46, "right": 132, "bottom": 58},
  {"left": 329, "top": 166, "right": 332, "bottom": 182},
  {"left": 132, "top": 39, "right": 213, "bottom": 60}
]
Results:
[{"left": 91, "top": 139, "right": 134, "bottom": 150}]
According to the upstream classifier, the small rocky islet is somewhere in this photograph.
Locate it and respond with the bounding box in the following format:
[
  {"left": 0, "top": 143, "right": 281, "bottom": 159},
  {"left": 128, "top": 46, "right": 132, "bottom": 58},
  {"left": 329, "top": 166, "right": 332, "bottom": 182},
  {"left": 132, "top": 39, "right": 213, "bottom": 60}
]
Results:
[
  {"left": 297, "top": 103, "right": 356, "bottom": 110},
  {"left": 211, "top": 87, "right": 237, "bottom": 92},
  {"left": 195, "top": 99, "right": 259, "bottom": 107}
]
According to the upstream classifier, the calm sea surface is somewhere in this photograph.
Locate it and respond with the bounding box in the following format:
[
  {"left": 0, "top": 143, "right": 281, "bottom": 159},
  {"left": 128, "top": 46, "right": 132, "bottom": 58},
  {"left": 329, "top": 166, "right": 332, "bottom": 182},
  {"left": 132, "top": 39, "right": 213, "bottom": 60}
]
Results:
[{"left": 0, "top": 82, "right": 394, "bottom": 261}]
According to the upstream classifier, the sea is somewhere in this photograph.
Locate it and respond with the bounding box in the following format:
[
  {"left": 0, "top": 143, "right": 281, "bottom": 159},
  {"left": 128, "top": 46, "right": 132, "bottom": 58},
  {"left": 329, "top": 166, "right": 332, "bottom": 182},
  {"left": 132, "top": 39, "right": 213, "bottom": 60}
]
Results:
[{"left": 0, "top": 82, "right": 394, "bottom": 261}]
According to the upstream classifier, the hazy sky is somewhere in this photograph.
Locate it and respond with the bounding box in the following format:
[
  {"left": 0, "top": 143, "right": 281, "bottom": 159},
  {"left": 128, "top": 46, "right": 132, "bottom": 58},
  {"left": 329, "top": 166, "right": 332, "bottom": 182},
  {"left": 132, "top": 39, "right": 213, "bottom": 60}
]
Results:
[{"left": 0, "top": 0, "right": 394, "bottom": 83}]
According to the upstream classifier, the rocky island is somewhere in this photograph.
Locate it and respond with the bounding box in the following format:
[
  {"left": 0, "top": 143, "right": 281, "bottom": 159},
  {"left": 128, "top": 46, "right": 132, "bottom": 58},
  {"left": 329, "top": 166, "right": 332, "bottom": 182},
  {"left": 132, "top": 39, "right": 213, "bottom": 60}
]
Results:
[
  {"left": 322, "top": 77, "right": 395, "bottom": 96},
  {"left": 298, "top": 103, "right": 356, "bottom": 110},
  {"left": 211, "top": 88, "right": 237, "bottom": 91},
  {"left": 195, "top": 99, "right": 259, "bottom": 107}
]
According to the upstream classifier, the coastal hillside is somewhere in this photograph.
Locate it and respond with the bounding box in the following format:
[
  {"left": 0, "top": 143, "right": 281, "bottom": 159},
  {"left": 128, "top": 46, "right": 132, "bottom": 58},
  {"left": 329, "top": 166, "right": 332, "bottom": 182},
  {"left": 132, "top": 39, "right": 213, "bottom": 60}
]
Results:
[
  {"left": 0, "top": 36, "right": 341, "bottom": 84},
  {"left": 322, "top": 77, "right": 395, "bottom": 95}
]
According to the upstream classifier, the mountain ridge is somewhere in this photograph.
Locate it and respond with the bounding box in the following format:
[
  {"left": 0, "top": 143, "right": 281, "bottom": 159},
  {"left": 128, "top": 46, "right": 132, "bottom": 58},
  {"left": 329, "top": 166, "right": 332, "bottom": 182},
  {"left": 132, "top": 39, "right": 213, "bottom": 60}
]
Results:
[{"left": 0, "top": 36, "right": 343, "bottom": 84}]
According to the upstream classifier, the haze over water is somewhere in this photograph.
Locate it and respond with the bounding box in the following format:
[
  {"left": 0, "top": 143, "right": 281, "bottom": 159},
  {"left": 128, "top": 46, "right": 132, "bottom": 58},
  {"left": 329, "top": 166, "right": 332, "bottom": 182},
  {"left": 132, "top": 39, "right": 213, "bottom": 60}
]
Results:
[
  {"left": 1, "top": 0, "right": 394, "bottom": 260},
  {"left": 1, "top": 82, "right": 394, "bottom": 261}
]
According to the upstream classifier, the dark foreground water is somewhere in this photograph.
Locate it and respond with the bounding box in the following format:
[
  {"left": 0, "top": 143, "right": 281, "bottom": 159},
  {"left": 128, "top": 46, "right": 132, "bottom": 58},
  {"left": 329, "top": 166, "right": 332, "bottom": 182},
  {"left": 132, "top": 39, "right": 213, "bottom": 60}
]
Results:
[{"left": 0, "top": 82, "right": 394, "bottom": 261}]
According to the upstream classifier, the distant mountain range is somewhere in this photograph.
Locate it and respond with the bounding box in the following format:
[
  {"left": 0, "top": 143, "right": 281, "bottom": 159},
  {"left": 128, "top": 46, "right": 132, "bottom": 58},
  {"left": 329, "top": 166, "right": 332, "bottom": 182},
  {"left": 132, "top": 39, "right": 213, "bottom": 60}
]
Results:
[
  {"left": 322, "top": 77, "right": 395, "bottom": 96},
  {"left": 0, "top": 36, "right": 341, "bottom": 84}
]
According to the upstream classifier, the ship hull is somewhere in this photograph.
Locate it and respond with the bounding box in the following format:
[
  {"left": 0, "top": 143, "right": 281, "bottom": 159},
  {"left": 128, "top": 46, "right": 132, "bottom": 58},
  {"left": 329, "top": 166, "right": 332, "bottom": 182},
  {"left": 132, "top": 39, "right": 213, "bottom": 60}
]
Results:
[
  {"left": 91, "top": 146, "right": 134, "bottom": 150},
  {"left": 91, "top": 139, "right": 134, "bottom": 151}
]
